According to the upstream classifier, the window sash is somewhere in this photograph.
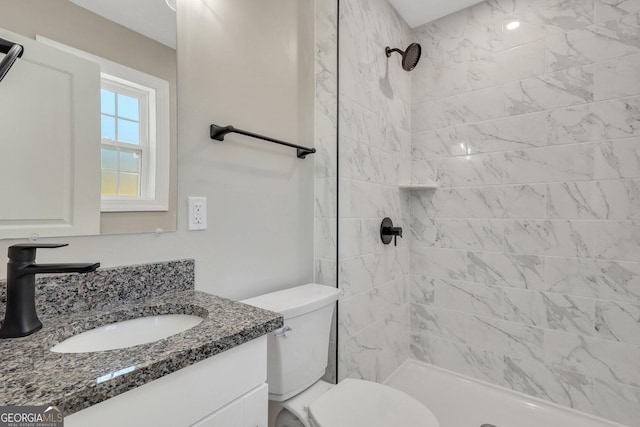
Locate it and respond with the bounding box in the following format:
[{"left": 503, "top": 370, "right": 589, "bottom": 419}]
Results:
[
  {"left": 100, "top": 143, "right": 146, "bottom": 199},
  {"left": 100, "top": 78, "right": 153, "bottom": 202},
  {"left": 101, "top": 79, "right": 149, "bottom": 148}
]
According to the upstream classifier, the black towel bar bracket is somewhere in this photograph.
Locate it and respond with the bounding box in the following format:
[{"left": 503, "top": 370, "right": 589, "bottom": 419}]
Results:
[
  {"left": 0, "top": 37, "right": 24, "bottom": 83},
  {"left": 210, "top": 123, "right": 316, "bottom": 159}
]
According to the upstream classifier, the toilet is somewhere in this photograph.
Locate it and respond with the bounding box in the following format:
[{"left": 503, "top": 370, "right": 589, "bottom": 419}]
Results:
[{"left": 242, "top": 284, "right": 440, "bottom": 427}]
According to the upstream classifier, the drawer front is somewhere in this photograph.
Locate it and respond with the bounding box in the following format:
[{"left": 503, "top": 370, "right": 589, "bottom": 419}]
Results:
[
  {"left": 243, "top": 383, "right": 269, "bottom": 427},
  {"left": 192, "top": 383, "right": 268, "bottom": 427},
  {"left": 66, "top": 336, "right": 267, "bottom": 427}
]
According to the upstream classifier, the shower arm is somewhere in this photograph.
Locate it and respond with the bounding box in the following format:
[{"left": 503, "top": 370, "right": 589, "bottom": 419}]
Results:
[
  {"left": 385, "top": 47, "right": 404, "bottom": 57},
  {"left": 0, "top": 37, "right": 24, "bottom": 83}
]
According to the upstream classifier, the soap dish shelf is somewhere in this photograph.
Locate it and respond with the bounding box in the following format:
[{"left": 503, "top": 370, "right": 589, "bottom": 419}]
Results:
[{"left": 398, "top": 182, "right": 439, "bottom": 190}]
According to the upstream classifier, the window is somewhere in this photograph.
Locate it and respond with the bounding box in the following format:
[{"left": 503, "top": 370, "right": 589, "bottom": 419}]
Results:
[
  {"left": 100, "top": 79, "right": 150, "bottom": 200},
  {"left": 36, "top": 36, "right": 170, "bottom": 212}
]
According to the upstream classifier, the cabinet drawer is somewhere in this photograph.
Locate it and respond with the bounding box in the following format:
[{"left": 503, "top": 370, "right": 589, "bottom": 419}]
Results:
[
  {"left": 66, "top": 336, "right": 267, "bottom": 427},
  {"left": 192, "top": 383, "right": 268, "bottom": 427}
]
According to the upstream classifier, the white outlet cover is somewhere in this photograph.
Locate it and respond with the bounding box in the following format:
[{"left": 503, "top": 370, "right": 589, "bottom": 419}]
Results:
[{"left": 188, "top": 197, "right": 207, "bottom": 231}]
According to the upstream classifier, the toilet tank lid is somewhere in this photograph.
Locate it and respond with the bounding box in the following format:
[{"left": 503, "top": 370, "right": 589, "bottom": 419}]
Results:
[{"left": 241, "top": 284, "right": 341, "bottom": 319}]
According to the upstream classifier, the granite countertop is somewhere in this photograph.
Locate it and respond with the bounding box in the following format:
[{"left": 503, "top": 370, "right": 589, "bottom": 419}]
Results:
[{"left": 0, "top": 289, "right": 283, "bottom": 416}]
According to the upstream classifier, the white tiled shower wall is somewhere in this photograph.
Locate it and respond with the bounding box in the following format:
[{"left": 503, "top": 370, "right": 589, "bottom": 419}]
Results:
[
  {"left": 408, "top": 0, "right": 640, "bottom": 425},
  {"left": 314, "top": 0, "right": 339, "bottom": 383},
  {"left": 337, "top": 0, "right": 413, "bottom": 382}
]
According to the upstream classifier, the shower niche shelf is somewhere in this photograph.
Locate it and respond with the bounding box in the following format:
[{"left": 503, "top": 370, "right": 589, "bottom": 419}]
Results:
[{"left": 398, "top": 182, "right": 439, "bottom": 190}]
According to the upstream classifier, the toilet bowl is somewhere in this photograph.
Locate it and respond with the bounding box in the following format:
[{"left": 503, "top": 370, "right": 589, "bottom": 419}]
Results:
[
  {"left": 242, "top": 284, "right": 439, "bottom": 427},
  {"left": 276, "top": 377, "right": 439, "bottom": 427}
]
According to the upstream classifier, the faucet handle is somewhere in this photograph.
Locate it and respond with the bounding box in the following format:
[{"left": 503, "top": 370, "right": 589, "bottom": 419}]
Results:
[
  {"left": 380, "top": 217, "right": 404, "bottom": 246},
  {"left": 8, "top": 243, "right": 69, "bottom": 262}
]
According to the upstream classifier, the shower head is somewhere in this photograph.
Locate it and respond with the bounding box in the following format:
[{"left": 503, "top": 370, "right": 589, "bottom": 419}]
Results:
[
  {"left": 0, "top": 38, "right": 24, "bottom": 83},
  {"left": 385, "top": 43, "right": 422, "bottom": 72}
]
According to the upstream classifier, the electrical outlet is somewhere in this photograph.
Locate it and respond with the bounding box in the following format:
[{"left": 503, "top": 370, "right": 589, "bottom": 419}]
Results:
[{"left": 188, "top": 197, "right": 207, "bottom": 231}]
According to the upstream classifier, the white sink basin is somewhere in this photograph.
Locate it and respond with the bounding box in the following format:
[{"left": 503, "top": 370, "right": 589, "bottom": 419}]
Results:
[{"left": 51, "top": 314, "right": 204, "bottom": 353}]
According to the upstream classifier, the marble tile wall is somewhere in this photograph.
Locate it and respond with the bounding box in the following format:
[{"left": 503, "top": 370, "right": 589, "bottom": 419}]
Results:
[
  {"left": 337, "top": 0, "right": 413, "bottom": 382},
  {"left": 409, "top": 1, "right": 640, "bottom": 424},
  {"left": 314, "top": 0, "right": 339, "bottom": 383}
]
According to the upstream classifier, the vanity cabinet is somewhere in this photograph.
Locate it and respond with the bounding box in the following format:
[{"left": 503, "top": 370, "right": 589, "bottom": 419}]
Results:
[{"left": 65, "top": 336, "right": 268, "bottom": 427}]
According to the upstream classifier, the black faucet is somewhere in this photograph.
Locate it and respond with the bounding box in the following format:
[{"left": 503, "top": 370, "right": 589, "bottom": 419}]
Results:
[
  {"left": 0, "top": 243, "right": 99, "bottom": 339},
  {"left": 380, "top": 217, "right": 403, "bottom": 247}
]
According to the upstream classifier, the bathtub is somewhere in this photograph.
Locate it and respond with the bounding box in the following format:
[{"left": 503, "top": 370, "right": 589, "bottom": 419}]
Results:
[{"left": 385, "top": 359, "right": 626, "bottom": 427}]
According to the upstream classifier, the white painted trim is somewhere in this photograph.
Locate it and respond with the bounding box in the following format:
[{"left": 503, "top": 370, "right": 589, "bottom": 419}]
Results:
[{"left": 36, "top": 35, "right": 170, "bottom": 212}]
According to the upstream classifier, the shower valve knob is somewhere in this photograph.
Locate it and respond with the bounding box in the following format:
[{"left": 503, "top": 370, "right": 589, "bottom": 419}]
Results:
[{"left": 380, "top": 217, "right": 403, "bottom": 247}]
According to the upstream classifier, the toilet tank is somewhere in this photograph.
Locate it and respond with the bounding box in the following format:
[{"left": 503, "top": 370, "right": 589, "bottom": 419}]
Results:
[{"left": 242, "top": 284, "right": 341, "bottom": 401}]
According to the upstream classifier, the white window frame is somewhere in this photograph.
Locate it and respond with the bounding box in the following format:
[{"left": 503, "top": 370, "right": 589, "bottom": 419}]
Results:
[{"left": 36, "top": 35, "right": 171, "bottom": 212}]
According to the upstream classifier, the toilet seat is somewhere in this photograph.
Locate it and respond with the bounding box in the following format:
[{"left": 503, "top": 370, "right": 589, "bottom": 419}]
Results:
[{"left": 308, "top": 379, "right": 439, "bottom": 427}]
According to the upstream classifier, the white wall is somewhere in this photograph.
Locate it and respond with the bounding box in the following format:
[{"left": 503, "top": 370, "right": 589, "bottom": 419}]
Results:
[{"left": 0, "top": 0, "right": 316, "bottom": 301}]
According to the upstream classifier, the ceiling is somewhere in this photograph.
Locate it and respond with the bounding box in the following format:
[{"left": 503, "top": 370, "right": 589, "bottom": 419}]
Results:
[
  {"left": 69, "top": 0, "right": 483, "bottom": 49},
  {"left": 70, "top": 0, "right": 177, "bottom": 49},
  {"left": 389, "top": 0, "right": 485, "bottom": 28}
]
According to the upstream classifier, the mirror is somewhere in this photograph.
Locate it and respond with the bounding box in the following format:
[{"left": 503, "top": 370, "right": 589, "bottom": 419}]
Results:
[{"left": 0, "top": 0, "right": 177, "bottom": 238}]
